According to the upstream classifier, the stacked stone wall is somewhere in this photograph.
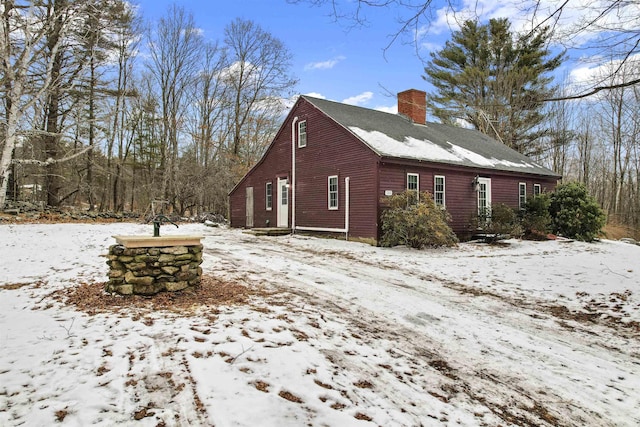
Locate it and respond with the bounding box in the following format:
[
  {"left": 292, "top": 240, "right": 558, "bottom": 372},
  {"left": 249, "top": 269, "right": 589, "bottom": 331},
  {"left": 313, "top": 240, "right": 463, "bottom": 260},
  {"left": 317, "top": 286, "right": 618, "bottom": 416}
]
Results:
[{"left": 106, "top": 244, "right": 203, "bottom": 295}]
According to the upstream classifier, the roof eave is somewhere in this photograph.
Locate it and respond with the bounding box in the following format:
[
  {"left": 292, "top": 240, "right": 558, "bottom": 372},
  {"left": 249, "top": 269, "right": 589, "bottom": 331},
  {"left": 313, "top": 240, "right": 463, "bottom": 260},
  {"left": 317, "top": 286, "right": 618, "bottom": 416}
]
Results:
[{"left": 379, "top": 155, "right": 561, "bottom": 179}]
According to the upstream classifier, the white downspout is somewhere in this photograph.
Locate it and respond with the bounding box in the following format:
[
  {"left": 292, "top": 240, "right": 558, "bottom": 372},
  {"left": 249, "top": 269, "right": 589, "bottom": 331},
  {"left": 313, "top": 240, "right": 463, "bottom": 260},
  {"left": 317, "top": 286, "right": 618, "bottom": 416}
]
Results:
[
  {"left": 344, "top": 177, "right": 350, "bottom": 240},
  {"left": 291, "top": 116, "right": 298, "bottom": 232}
]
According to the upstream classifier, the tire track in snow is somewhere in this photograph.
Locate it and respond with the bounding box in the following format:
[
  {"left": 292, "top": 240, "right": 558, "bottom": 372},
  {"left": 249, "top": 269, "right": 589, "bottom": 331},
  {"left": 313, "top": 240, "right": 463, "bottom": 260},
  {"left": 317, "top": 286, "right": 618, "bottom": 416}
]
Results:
[{"left": 203, "top": 233, "right": 639, "bottom": 426}]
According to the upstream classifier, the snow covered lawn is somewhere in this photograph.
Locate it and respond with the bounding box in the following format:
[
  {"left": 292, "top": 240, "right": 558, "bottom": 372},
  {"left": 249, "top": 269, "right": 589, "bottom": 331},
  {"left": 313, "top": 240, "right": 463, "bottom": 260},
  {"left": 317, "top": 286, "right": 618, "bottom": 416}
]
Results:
[{"left": 0, "top": 222, "right": 638, "bottom": 426}]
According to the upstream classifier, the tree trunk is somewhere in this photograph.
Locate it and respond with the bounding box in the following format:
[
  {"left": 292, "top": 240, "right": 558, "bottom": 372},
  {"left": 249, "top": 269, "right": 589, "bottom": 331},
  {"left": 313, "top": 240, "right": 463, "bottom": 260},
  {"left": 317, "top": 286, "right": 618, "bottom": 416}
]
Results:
[
  {"left": 0, "top": 118, "right": 19, "bottom": 208},
  {"left": 44, "top": 0, "right": 66, "bottom": 207},
  {"left": 87, "top": 53, "right": 96, "bottom": 210}
]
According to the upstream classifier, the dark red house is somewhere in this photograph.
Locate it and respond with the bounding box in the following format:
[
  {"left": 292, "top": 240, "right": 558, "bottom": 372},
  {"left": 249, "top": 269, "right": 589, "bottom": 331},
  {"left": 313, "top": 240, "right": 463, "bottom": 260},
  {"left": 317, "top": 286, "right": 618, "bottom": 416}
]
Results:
[{"left": 229, "top": 89, "right": 561, "bottom": 241}]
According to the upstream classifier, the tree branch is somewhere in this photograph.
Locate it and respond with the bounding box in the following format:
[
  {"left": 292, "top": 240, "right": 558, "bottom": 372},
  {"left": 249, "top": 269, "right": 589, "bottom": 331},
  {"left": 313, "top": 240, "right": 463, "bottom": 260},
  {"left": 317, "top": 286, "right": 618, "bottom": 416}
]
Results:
[
  {"left": 12, "top": 145, "right": 94, "bottom": 166},
  {"left": 543, "top": 78, "right": 640, "bottom": 102}
]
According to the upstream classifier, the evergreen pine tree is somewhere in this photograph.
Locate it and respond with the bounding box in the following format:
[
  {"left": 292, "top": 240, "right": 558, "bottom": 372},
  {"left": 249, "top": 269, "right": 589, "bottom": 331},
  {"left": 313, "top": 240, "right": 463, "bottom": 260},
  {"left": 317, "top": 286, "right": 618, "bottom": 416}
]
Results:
[{"left": 424, "top": 18, "right": 563, "bottom": 156}]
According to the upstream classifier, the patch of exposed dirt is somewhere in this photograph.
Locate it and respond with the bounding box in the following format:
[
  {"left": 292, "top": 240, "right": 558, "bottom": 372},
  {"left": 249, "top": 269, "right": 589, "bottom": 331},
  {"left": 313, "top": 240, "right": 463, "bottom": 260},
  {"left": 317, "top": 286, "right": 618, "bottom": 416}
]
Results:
[
  {"left": 254, "top": 380, "right": 270, "bottom": 392},
  {"left": 0, "top": 211, "right": 141, "bottom": 224},
  {"left": 354, "top": 412, "right": 373, "bottom": 421},
  {"left": 353, "top": 379, "right": 374, "bottom": 389},
  {"left": 603, "top": 223, "right": 640, "bottom": 241},
  {"left": 444, "top": 280, "right": 639, "bottom": 338},
  {"left": 545, "top": 304, "right": 601, "bottom": 323},
  {"left": 278, "top": 390, "right": 303, "bottom": 403},
  {"left": 48, "top": 275, "right": 272, "bottom": 316},
  {"left": 545, "top": 303, "right": 640, "bottom": 335},
  {"left": 54, "top": 409, "right": 69, "bottom": 422},
  {"left": 0, "top": 282, "right": 33, "bottom": 290},
  {"left": 1, "top": 280, "right": 46, "bottom": 291}
]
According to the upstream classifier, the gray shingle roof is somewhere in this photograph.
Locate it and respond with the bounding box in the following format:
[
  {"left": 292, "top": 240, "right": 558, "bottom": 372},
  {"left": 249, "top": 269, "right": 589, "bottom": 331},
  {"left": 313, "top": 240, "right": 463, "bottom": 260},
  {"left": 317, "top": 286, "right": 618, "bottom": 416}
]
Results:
[{"left": 302, "top": 95, "right": 560, "bottom": 178}]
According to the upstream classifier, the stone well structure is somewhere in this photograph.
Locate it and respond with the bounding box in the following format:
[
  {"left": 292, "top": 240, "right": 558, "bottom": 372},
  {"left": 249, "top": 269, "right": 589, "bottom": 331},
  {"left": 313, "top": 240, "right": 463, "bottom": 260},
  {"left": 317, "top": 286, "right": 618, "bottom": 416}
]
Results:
[{"left": 106, "top": 235, "right": 203, "bottom": 295}]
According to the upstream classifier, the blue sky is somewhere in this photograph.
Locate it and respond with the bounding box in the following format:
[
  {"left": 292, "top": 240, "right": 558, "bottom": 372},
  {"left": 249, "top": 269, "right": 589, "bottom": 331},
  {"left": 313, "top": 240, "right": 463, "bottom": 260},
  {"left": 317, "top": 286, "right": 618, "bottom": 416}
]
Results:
[
  {"left": 134, "top": 0, "right": 439, "bottom": 112},
  {"left": 134, "top": 0, "right": 638, "bottom": 113}
]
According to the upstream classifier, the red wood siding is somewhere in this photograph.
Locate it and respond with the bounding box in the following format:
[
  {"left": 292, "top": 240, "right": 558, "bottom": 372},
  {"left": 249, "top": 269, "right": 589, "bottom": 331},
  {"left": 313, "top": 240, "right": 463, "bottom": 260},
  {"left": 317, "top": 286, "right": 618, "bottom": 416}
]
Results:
[
  {"left": 229, "top": 118, "right": 292, "bottom": 229},
  {"left": 230, "top": 98, "right": 559, "bottom": 242},
  {"left": 491, "top": 175, "right": 556, "bottom": 206},
  {"left": 292, "top": 99, "right": 380, "bottom": 239},
  {"left": 378, "top": 160, "right": 558, "bottom": 238},
  {"left": 229, "top": 98, "right": 381, "bottom": 240}
]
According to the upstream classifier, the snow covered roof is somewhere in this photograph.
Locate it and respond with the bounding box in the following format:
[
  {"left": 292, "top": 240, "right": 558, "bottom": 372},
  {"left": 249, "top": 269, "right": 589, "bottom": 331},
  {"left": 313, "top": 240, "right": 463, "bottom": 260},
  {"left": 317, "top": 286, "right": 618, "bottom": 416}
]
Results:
[{"left": 302, "top": 96, "right": 560, "bottom": 177}]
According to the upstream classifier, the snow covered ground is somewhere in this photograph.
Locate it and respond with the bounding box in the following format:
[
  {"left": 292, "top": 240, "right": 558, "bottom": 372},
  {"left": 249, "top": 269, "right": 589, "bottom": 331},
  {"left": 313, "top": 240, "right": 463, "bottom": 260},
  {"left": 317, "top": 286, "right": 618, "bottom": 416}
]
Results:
[{"left": 0, "top": 222, "right": 638, "bottom": 426}]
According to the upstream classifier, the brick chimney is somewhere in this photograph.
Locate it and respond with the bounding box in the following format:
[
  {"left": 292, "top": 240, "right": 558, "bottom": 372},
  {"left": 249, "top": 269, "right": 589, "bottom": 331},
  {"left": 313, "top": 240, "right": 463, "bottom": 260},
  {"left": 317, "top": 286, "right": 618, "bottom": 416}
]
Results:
[{"left": 397, "top": 89, "right": 427, "bottom": 125}]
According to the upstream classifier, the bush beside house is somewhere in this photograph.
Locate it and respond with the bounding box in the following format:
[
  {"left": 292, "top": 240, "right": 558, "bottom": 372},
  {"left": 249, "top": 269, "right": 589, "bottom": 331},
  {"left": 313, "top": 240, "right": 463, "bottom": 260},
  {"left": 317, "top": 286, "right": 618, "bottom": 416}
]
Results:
[
  {"left": 380, "top": 191, "right": 458, "bottom": 249},
  {"left": 549, "top": 182, "right": 606, "bottom": 242}
]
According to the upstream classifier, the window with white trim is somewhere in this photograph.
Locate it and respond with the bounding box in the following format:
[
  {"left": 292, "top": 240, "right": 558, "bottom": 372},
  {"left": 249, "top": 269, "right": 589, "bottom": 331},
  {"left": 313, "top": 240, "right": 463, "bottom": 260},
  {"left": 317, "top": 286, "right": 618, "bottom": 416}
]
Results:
[
  {"left": 434, "top": 175, "right": 445, "bottom": 207},
  {"left": 281, "top": 180, "right": 288, "bottom": 205},
  {"left": 477, "top": 177, "right": 492, "bottom": 222},
  {"left": 519, "top": 182, "right": 527, "bottom": 210},
  {"left": 265, "top": 182, "right": 272, "bottom": 210},
  {"left": 407, "top": 173, "right": 419, "bottom": 203},
  {"left": 533, "top": 184, "right": 541, "bottom": 196},
  {"left": 298, "top": 120, "right": 307, "bottom": 148},
  {"left": 328, "top": 175, "right": 338, "bottom": 210},
  {"left": 407, "top": 173, "right": 419, "bottom": 191}
]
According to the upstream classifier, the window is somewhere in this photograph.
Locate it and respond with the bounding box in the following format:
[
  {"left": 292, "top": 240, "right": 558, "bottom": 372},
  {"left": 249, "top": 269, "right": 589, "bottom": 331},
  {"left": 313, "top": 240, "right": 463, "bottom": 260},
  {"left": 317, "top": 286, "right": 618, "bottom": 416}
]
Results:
[
  {"left": 298, "top": 120, "right": 307, "bottom": 148},
  {"left": 280, "top": 179, "right": 288, "bottom": 206},
  {"left": 519, "top": 182, "right": 527, "bottom": 210},
  {"left": 407, "top": 173, "right": 420, "bottom": 202},
  {"left": 434, "top": 175, "right": 445, "bottom": 207},
  {"left": 328, "top": 175, "right": 338, "bottom": 210},
  {"left": 265, "top": 182, "right": 272, "bottom": 210},
  {"left": 533, "top": 184, "right": 541, "bottom": 196}
]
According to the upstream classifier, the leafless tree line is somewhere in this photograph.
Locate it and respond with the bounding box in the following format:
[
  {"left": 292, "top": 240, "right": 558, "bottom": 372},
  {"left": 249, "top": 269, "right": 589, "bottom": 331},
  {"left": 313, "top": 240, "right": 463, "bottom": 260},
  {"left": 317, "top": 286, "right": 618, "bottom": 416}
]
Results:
[
  {"left": 539, "top": 63, "right": 640, "bottom": 232},
  {"left": 1, "top": 1, "right": 296, "bottom": 216}
]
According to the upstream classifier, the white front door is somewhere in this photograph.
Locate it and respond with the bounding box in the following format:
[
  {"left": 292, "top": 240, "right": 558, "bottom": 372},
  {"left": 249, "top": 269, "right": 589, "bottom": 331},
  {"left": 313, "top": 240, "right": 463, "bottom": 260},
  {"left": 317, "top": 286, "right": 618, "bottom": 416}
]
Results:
[
  {"left": 245, "top": 187, "right": 254, "bottom": 228},
  {"left": 277, "top": 177, "right": 288, "bottom": 227},
  {"left": 477, "top": 177, "right": 492, "bottom": 221}
]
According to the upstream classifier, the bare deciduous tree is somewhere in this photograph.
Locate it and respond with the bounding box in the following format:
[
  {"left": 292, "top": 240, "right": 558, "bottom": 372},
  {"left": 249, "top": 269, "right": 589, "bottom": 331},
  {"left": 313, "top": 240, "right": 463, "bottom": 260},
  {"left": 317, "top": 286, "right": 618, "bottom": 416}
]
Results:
[
  {"left": 0, "top": 0, "right": 77, "bottom": 208},
  {"left": 222, "top": 18, "right": 297, "bottom": 158},
  {"left": 145, "top": 4, "right": 203, "bottom": 211}
]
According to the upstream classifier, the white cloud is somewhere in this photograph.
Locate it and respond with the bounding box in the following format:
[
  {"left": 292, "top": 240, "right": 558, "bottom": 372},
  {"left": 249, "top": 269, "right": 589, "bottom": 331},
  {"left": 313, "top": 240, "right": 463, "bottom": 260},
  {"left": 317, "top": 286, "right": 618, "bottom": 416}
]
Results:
[
  {"left": 304, "top": 92, "right": 326, "bottom": 99},
  {"left": 219, "top": 60, "right": 260, "bottom": 84},
  {"left": 342, "top": 91, "right": 373, "bottom": 106},
  {"left": 304, "top": 56, "right": 346, "bottom": 71},
  {"left": 419, "top": 40, "right": 442, "bottom": 53},
  {"left": 422, "top": 0, "right": 640, "bottom": 51},
  {"left": 182, "top": 27, "right": 204, "bottom": 37},
  {"left": 279, "top": 95, "right": 299, "bottom": 111},
  {"left": 566, "top": 54, "right": 640, "bottom": 96}
]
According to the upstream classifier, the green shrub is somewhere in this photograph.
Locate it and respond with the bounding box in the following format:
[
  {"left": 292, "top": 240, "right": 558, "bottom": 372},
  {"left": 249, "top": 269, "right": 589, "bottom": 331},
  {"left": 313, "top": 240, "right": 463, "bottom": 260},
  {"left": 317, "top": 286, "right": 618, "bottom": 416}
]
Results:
[
  {"left": 471, "top": 203, "right": 523, "bottom": 242},
  {"left": 521, "top": 193, "right": 552, "bottom": 239},
  {"left": 549, "top": 182, "right": 606, "bottom": 242},
  {"left": 380, "top": 191, "right": 458, "bottom": 249},
  {"left": 491, "top": 203, "right": 522, "bottom": 236}
]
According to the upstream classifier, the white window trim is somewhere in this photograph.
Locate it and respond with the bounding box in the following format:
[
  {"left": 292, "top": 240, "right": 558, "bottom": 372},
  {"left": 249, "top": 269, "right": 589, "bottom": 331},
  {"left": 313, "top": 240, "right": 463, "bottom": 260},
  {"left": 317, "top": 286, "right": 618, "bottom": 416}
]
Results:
[
  {"left": 328, "top": 175, "right": 338, "bottom": 210},
  {"left": 434, "top": 175, "right": 445, "bottom": 207},
  {"left": 298, "top": 120, "right": 307, "bottom": 148},
  {"left": 519, "top": 182, "right": 527, "bottom": 210},
  {"left": 533, "top": 184, "right": 541, "bottom": 195},
  {"left": 265, "top": 182, "right": 272, "bottom": 211},
  {"left": 407, "top": 173, "right": 419, "bottom": 192},
  {"left": 477, "top": 177, "right": 492, "bottom": 219}
]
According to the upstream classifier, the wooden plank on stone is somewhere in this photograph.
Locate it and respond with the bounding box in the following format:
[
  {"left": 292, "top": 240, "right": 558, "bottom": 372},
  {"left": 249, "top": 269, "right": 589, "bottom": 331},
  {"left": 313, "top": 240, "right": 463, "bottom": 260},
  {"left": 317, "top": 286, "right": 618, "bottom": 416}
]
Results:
[{"left": 112, "top": 235, "right": 203, "bottom": 248}]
